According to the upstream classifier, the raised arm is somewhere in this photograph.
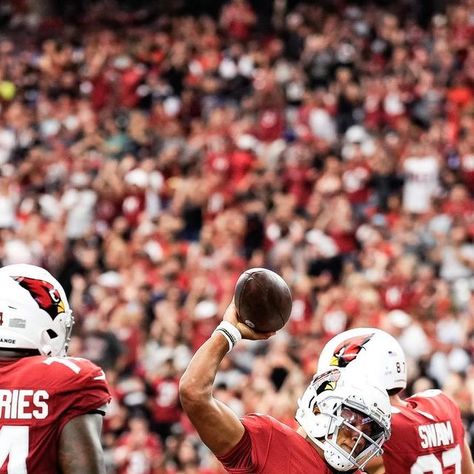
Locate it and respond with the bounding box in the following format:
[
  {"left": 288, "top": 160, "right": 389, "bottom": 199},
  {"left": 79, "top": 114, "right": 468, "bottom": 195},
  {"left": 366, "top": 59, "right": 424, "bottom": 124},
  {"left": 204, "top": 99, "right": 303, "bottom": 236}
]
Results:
[
  {"left": 179, "top": 302, "right": 274, "bottom": 456},
  {"left": 58, "top": 413, "right": 106, "bottom": 474}
]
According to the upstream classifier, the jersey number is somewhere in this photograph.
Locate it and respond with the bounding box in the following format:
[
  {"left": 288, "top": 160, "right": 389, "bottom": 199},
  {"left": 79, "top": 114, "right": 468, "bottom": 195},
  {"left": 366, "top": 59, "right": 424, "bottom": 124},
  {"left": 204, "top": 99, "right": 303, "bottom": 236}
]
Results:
[
  {"left": 0, "top": 426, "right": 28, "bottom": 473},
  {"left": 410, "top": 445, "right": 461, "bottom": 474},
  {"left": 42, "top": 357, "right": 82, "bottom": 374}
]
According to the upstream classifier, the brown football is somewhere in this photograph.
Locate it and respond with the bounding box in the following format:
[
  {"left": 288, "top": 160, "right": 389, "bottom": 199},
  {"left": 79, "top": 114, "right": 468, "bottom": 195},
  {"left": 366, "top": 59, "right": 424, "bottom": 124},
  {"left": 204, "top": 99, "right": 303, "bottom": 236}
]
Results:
[{"left": 234, "top": 268, "right": 292, "bottom": 332}]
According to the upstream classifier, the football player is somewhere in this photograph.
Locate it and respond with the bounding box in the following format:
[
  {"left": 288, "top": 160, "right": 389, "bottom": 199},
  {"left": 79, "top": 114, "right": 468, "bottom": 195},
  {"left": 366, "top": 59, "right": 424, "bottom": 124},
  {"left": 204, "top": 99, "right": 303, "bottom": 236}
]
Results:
[
  {"left": 0, "top": 264, "right": 111, "bottom": 474},
  {"left": 317, "top": 328, "right": 474, "bottom": 474},
  {"left": 179, "top": 301, "right": 392, "bottom": 473}
]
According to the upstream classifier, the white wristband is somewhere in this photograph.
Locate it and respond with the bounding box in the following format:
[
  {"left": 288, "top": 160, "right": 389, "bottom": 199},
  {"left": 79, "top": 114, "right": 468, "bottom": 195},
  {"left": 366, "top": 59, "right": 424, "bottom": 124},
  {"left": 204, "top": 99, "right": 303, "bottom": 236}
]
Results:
[{"left": 214, "top": 321, "right": 242, "bottom": 353}]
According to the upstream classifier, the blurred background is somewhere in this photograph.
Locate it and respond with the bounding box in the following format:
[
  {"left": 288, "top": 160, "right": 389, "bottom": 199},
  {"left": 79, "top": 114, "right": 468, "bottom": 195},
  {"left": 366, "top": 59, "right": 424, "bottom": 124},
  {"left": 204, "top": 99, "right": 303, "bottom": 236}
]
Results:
[{"left": 0, "top": 0, "right": 473, "bottom": 472}]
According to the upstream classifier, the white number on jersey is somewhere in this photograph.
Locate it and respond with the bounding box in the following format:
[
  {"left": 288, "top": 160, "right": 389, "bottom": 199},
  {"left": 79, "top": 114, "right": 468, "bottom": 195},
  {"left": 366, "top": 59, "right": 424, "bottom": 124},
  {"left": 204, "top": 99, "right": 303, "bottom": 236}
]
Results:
[
  {"left": 0, "top": 426, "right": 29, "bottom": 473},
  {"left": 42, "top": 357, "right": 82, "bottom": 374},
  {"left": 410, "top": 445, "right": 461, "bottom": 474}
]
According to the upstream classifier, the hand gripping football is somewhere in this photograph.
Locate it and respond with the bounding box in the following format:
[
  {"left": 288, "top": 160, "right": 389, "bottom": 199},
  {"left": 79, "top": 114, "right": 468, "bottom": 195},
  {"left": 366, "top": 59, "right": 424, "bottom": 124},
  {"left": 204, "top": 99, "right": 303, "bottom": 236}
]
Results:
[{"left": 234, "top": 268, "right": 292, "bottom": 332}]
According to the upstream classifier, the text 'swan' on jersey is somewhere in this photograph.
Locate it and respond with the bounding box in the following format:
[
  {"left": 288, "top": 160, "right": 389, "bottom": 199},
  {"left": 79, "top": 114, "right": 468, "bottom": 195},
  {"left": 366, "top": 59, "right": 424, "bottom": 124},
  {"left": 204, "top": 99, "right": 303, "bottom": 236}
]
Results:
[{"left": 383, "top": 390, "right": 465, "bottom": 474}]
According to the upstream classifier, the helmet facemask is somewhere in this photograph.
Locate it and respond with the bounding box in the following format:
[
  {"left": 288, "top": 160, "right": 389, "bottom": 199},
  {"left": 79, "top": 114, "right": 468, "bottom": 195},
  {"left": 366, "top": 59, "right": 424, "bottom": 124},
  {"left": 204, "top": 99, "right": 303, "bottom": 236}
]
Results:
[
  {"left": 321, "top": 405, "right": 387, "bottom": 471},
  {"left": 296, "top": 369, "right": 391, "bottom": 472}
]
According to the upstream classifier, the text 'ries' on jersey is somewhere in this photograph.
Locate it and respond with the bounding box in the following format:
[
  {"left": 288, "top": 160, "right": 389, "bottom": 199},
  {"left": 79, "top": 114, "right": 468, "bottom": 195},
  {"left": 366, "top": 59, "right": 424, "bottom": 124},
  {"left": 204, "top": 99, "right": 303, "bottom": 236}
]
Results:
[{"left": 0, "top": 355, "right": 111, "bottom": 474}]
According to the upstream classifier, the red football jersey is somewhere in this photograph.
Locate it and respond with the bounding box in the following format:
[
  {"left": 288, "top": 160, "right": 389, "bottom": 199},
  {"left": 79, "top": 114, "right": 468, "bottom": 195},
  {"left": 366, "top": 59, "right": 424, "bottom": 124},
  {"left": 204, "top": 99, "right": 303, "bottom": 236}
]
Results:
[
  {"left": 217, "top": 414, "right": 337, "bottom": 473},
  {"left": 0, "top": 355, "right": 110, "bottom": 473},
  {"left": 383, "top": 390, "right": 465, "bottom": 474}
]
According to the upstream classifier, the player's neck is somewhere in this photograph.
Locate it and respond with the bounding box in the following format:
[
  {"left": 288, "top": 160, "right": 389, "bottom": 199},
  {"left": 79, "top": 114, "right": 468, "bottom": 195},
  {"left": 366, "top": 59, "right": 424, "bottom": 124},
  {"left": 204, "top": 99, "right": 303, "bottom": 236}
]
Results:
[
  {"left": 296, "top": 427, "right": 325, "bottom": 457},
  {"left": 390, "top": 394, "right": 409, "bottom": 407},
  {"left": 0, "top": 350, "right": 28, "bottom": 360}
]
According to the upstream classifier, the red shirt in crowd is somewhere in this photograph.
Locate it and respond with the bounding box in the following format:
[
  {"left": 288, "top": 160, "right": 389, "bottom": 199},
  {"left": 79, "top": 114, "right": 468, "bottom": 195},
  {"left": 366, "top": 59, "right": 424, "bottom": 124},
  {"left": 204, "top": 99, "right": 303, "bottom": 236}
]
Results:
[
  {"left": 230, "top": 149, "right": 255, "bottom": 185},
  {"left": 220, "top": 1, "right": 256, "bottom": 41},
  {"left": 459, "top": 152, "right": 474, "bottom": 192},
  {"left": 383, "top": 390, "right": 465, "bottom": 474},
  {"left": 282, "top": 163, "right": 314, "bottom": 208},
  {"left": 342, "top": 161, "right": 372, "bottom": 205},
  {"left": 255, "top": 108, "right": 284, "bottom": 142},
  {"left": 380, "top": 276, "right": 414, "bottom": 311},
  {"left": 0, "top": 355, "right": 110, "bottom": 474},
  {"left": 151, "top": 376, "right": 181, "bottom": 424},
  {"left": 116, "top": 432, "right": 162, "bottom": 474},
  {"left": 217, "top": 414, "right": 344, "bottom": 473}
]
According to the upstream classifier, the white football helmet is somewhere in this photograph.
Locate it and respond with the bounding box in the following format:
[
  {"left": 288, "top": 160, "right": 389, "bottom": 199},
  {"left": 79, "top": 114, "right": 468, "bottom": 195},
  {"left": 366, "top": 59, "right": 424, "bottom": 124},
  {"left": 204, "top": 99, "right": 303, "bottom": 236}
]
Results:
[
  {"left": 0, "top": 264, "right": 74, "bottom": 357},
  {"left": 296, "top": 368, "right": 391, "bottom": 471},
  {"left": 317, "top": 328, "right": 407, "bottom": 393}
]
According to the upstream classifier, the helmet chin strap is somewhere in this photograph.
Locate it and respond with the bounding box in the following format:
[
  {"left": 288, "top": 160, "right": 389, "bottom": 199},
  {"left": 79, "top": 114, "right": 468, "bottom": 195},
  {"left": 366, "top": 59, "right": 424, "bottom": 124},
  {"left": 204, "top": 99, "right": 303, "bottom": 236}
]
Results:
[
  {"left": 323, "top": 436, "right": 359, "bottom": 471},
  {"left": 302, "top": 425, "right": 357, "bottom": 472},
  {"left": 42, "top": 345, "right": 52, "bottom": 356},
  {"left": 297, "top": 406, "right": 356, "bottom": 471},
  {"left": 39, "top": 330, "right": 54, "bottom": 357}
]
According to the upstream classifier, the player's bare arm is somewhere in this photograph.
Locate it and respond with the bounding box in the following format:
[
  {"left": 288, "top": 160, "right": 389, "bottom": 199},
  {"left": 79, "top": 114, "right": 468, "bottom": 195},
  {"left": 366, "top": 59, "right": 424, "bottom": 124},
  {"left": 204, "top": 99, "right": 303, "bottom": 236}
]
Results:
[
  {"left": 58, "top": 413, "right": 106, "bottom": 474},
  {"left": 461, "top": 438, "right": 474, "bottom": 474},
  {"left": 179, "top": 301, "right": 274, "bottom": 456}
]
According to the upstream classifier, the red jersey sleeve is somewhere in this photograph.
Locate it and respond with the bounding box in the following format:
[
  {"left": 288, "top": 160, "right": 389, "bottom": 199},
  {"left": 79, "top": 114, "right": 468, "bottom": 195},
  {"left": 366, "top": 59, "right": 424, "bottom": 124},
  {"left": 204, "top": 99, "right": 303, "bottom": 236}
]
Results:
[
  {"left": 217, "top": 414, "right": 272, "bottom": 473},
  {"left": 217, "top": 413, "right": 333, "bottom": 474}
]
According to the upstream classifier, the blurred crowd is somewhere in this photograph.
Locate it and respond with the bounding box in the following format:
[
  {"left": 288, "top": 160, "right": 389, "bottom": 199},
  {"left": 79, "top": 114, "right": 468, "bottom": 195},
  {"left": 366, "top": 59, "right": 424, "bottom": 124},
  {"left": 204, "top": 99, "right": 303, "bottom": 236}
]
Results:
[{"left": 0, "top": 0, "right": 473, "bottom": 472}]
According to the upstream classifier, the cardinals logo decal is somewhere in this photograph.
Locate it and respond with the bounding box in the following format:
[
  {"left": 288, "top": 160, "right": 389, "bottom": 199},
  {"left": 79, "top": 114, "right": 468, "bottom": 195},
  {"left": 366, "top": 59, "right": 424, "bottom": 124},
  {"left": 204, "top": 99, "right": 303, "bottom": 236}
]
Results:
[
  {"left": 312, "top": 368, "right": 341, "bottom": 394},
  {"left": 13, "top": 276, "right": 65, "bottom": 320},
  {"left": 330, "top": 333, "right": 374, "bottom": 368}
]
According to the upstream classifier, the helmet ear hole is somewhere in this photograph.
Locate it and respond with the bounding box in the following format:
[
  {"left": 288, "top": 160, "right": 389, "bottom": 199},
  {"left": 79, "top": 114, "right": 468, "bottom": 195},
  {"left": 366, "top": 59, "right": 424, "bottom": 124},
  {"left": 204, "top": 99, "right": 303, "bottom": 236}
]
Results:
[
  {"left": 42, "top": 345, "right": 52, "bottom": 356},
  {"left": 46, "top": 329, "right": 58, "bottom": 339}
]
